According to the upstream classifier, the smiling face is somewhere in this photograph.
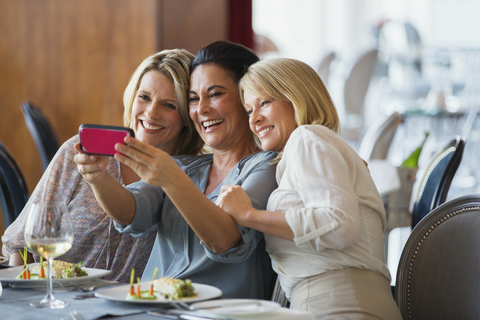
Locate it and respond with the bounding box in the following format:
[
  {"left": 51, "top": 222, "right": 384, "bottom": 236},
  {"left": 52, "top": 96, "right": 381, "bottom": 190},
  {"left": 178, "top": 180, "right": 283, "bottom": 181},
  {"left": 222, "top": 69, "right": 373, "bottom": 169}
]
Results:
[
  {"left": 188, "top": 63, "right": 253, "bottom": 151},
  {"left": 131, "top": 70, "right": 185, "bottom": 154},
  {"left": 243, "top": 90, "right": 297, "bottom": 152}
]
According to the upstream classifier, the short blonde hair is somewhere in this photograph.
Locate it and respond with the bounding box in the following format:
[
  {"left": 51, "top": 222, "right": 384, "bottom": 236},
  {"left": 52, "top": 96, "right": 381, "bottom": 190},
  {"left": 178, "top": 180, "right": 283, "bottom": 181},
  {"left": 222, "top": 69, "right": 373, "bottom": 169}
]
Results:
[
  {"left": 123, "top": 49, "right": 204, "bottom": 156},
  {"left": 240, "top": 58, "right": 340, "bottom": 133}
]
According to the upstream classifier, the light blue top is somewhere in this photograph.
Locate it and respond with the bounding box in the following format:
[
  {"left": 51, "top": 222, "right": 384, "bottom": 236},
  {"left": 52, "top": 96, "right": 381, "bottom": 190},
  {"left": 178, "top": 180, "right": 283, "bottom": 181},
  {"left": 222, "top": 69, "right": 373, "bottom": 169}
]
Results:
[{"left": 115, "top": 151, "right": 278, "bottom": 299}]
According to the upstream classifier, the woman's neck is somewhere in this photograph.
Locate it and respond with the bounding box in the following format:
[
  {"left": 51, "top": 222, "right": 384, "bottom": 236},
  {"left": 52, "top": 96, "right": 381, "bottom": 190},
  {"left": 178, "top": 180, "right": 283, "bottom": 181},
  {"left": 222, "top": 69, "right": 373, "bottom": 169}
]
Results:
[{"left": 204, "top": 141, "right": 260, "bottom": 195}]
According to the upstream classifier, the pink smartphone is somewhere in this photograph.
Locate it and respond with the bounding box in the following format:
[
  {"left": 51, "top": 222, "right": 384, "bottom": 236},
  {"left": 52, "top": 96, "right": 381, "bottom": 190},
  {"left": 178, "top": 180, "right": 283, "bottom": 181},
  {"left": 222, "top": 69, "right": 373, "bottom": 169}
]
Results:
[{"left": 79, "top": 124, "right": 134, "bottom": 156}]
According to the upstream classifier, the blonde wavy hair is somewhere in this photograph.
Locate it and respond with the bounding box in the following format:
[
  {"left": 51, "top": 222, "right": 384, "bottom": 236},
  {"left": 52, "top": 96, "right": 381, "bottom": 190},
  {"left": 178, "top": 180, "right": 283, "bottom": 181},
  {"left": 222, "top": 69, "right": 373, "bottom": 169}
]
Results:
[
  {"left": 123, "top": 49, "right": 204, "bottom": 156},
  {"left": 239, "top": 58, "right": 340, "bottom": 160}
]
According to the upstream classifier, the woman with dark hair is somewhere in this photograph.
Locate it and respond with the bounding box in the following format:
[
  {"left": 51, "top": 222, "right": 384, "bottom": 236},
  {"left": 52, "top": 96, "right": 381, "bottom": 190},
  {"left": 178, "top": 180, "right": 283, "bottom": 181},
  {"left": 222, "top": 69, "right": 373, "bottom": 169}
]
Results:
[
  {"left": 74, "top": 41, "right": 277, "bottom": 299},
  {"left": 191, "top": 41, "right": 257, "bottom": 82}
]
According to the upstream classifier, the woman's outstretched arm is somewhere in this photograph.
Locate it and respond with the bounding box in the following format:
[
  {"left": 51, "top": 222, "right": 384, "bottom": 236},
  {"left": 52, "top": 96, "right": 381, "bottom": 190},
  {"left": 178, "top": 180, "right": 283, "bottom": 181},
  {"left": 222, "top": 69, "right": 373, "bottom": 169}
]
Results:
[
  {"left": 114, "top": 137, "right": 242, "bottom": 253},
  {"left": 74, "top": 143, "right": 136, "bottom": 225}
]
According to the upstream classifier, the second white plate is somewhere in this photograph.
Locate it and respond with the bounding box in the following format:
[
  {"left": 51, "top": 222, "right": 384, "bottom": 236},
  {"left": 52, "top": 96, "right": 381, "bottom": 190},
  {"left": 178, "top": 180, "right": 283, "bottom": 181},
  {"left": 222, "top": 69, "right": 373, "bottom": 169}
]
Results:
[
  {"left": 95, "top": 282, "right": 222, "bottom": 304},
  {"left": 0, "top": 263, "right": 111, "bottom": 288}
]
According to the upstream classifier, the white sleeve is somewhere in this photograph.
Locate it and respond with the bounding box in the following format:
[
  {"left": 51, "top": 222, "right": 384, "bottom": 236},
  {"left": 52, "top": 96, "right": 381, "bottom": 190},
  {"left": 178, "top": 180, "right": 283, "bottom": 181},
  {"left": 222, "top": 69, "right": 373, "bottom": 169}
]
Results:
[{"left": 283, "top": 128, "right": 362, "bottom": 252}]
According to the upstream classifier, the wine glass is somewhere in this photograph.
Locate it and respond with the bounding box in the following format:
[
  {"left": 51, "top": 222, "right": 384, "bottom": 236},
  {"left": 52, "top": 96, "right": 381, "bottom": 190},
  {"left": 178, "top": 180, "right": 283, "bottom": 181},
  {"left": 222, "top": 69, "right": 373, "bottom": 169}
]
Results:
[{"left": 24, "top": 201, "right": 74, "bottom": 309}]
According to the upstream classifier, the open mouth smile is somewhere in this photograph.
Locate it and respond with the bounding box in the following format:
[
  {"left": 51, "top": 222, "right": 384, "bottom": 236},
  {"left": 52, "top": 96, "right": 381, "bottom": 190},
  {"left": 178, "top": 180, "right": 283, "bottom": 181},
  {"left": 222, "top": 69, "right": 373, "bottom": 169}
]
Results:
[
  {"left": 141, "top": 120, "right": 164, "bottom": 131},
  {"left": 202, "top": 119, "right": 224, "bottom": 129},
  {"left": 257, "top": 126, "right": 274, "bottom": 137}
]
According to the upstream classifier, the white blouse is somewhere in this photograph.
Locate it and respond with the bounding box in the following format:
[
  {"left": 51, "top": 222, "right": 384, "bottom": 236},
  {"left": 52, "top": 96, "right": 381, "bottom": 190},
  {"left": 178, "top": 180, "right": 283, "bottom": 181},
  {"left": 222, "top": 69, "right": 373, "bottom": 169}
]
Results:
[{"left": 266, "top": 125, "right": 391, "bottom": 298}]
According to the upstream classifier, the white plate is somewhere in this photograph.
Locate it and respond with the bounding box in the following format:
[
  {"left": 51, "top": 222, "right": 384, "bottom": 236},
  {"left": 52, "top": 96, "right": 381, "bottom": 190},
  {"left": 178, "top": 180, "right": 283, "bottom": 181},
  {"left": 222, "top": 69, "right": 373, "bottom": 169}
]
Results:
[
  {"left": 191, "top": 299, "right": 280, "bottom": 317},
  {"left": 0, "top": 263, "right": 111, "bottom": 288},
  {"left": 0, "top": 257, "right": 8, "bottom": 265},
  {"left": 95, "top": 282, "right": 222, "bottom": 304}
]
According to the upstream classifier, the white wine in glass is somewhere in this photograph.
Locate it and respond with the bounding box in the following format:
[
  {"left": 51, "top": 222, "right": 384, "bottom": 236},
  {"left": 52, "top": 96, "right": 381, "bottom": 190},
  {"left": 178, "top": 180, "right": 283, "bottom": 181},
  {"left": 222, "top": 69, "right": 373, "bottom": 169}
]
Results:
[{"left": 24, "top": 201, "right": 74, "bottom": 309}]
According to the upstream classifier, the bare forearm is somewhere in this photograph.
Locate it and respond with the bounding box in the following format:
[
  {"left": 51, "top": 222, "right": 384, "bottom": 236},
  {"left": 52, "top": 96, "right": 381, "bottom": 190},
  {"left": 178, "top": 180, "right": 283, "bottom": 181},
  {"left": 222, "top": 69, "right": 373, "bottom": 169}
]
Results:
[
  {"left": 89, "top": 174, "right": 136, "bottom": 225},
  {"left": 242, "top": 209, "right": 294, "bottom": 241},
  {"left": 163, "top": 172, "right": 241, "bottom": 253},
  {"left": 174, "top": 193, "right": 241, "bottom": 253},
  {"left": 112, "top": 139, "right": 241, "bottom": 252}
]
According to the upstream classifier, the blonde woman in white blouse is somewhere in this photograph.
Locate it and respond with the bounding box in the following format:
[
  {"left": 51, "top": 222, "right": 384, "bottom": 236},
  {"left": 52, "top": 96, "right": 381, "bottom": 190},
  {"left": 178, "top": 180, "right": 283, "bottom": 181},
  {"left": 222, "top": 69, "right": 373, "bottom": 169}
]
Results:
[{"left": 216, "top": 58, "right": 402, "bottom": 320}]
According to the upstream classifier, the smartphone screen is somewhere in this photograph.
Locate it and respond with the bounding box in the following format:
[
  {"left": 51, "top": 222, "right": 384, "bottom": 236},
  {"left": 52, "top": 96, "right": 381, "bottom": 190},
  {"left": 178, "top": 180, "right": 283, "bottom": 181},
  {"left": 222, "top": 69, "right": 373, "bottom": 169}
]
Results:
[{"left": 79, "top": 124, "right": 135, "bottom": 156}]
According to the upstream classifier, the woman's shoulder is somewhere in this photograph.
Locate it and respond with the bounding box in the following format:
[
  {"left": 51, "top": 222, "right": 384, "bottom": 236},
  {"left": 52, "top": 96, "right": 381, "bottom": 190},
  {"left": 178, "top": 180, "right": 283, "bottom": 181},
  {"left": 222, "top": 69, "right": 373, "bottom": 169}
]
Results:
[
  {"left": 236, "top": 151, "right": 277, "bottom": 173},
  {"left": 293, "top": 124, "right": 336, "bottom": 138},
  {"left": 287, "top": 126, "right": 363, "bottom": 168},
  {"left": 285, "top": 125, "right": 354, "bottom": 159},
  {"left": 242, "top": 150, "right": 277, "bottom": 164},
  {"left": 60, "top": 135, "right": 80, "bottom": 150},
  {"left": 172, "top": 153, "right": 213, "bottom": 170},
  {"left": 52, "top": 134, "right": 80, "bottom": 157},
  {"left": 290, "top": 125, "right": 345, "bottom": 146}
]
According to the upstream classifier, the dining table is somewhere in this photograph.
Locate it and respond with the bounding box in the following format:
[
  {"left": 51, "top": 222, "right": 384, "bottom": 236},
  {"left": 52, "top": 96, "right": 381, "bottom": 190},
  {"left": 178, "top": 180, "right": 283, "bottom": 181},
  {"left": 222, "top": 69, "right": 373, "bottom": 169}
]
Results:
[{"left": 0, "top": 269, "right": 315, "bottom": 320}]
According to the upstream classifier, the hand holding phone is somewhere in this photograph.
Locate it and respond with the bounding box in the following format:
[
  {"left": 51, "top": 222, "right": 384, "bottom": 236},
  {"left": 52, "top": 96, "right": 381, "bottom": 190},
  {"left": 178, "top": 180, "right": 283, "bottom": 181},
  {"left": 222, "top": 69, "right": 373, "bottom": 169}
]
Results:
[{"left": 79, "top": 124, "right": 135, "bottom": 156}]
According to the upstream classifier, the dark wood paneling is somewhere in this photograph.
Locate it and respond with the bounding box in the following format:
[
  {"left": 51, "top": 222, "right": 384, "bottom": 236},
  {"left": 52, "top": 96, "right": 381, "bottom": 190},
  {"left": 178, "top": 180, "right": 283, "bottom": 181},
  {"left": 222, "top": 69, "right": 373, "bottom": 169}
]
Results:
[
  {"left": 0, "top": 0, "right": 159, "bottom": 190},
  {"left": 161, "top": 0, "right": 228, "bottom": 54}
]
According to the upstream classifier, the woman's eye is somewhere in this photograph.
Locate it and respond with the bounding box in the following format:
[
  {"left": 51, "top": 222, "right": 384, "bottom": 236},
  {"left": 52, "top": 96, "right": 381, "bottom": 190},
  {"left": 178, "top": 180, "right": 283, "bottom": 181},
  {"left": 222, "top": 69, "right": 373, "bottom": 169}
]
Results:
[
  {"left": 165, "top": 103, "right": 176, "bottom": 109},
  {"left": 138, "top": 94, "right": 150, "bottom": 101},
  {"left": 188, "top": 96, "right": 199, "bottom": 103},
  {"left": 246, "top": 109, "right": 253, "bottom": 116},
  {"left": 210, "top": 92, "right": 222, "bottom": 98},
  {"left": 261, "top": 100, "right": 270, "bottom": 106}
]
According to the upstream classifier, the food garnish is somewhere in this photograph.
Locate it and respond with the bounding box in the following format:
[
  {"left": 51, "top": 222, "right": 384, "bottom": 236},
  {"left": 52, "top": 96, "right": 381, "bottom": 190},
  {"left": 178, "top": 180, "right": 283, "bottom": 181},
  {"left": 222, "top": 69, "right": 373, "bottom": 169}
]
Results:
[
  {"left": 150, "top": 267, "right": 158, "bottom": 295},
  {"left": 18, "top": 248, "right": 31, "bottom": 279},
  {"left": 127, "top": 290, "right": 158, "bottom": 300},
  {"left": 153, "top": 277, "right": 196, "bottom": 299},
  {"left": 125, "top": 268, "right": 195, "bottom": 300},
  {"left": 129, "top": 268, "right": 135, "bottom": 296},
  {"left": 33, "top": 261, "right": 87, "bottom": 278},
  {"left": 17, "top": 259, "right": 88, "bottom": 280},
  {"left": 62, "top": 262, "right": 88, "bottom": 278},
  {"left": 125, "top": 269, "right": 157, "bottom": 300},
  {"left": 39, "top": 256, "right": 45, "bottom": 278},
  {"left": 137, "top": 277, "right": 141, "bottom": 297}
]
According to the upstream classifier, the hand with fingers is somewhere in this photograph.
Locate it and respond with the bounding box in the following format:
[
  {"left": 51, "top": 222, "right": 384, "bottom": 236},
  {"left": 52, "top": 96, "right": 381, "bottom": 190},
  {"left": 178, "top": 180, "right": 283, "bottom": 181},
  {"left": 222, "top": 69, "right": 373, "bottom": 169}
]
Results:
[
  {"left": 73, "top": 143, "right": 110, "bottom": 184},
  {"left": 216, "top": 185, "right": 253, "bottom": 228},
  {"left": 113, "top": 136, "right": 180, "bottom": 187}
]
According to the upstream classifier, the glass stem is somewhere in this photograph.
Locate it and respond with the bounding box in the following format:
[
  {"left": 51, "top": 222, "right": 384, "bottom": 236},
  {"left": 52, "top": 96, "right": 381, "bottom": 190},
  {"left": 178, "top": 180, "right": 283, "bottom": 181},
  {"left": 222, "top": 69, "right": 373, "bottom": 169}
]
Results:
[{"left": 46, "top": 257, "right": 55, "bottom": 301}]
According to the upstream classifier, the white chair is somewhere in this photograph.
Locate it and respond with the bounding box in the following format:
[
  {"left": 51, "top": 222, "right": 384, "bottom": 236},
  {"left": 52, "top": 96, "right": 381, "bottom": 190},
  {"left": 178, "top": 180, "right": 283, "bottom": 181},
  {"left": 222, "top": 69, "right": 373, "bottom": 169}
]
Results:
[
  {"left": 317, "top": 51, "right": 336, "bottom": 86},
  {"left": 341, "top": 49, "right": 379, "bottom": 145},
  {"left": 358, "top": 111, "right": 402, "bottom": 162}
]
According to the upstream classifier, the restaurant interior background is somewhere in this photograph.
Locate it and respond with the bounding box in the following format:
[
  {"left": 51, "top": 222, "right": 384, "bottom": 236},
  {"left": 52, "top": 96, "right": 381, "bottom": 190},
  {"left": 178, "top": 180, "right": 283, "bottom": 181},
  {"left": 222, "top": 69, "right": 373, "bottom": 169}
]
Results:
[
  {"left": 253, "top": 0, "right": 480, "bottom": 283},
  {"left": 1, "top": 0, "right": 479, "bottom": 282}
]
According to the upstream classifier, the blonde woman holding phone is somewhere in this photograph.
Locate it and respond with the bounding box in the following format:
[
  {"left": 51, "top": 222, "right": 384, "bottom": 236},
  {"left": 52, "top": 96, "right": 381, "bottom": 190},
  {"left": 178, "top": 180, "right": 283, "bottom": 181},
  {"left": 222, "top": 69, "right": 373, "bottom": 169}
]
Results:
[{"left": 3, "top": 49, "right": 202, "bottom": 283}]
